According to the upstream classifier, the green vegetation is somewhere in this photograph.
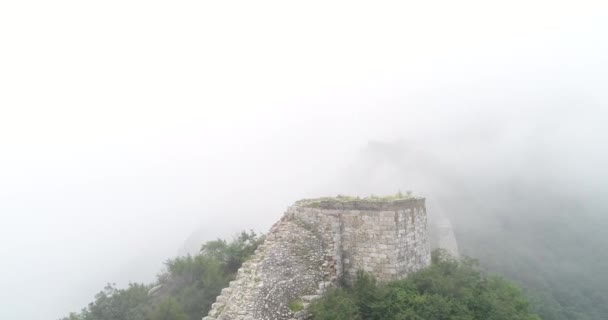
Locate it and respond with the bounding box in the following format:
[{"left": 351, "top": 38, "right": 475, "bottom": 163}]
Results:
[
  {"left": 310, "top": 250, "right": 540, "bottom": 320},
  {"left": 288, "top": 300, "right": 304, "bottom": 312},
  {"left": 60, "top": 225, "right": 563, "bottom": 320},
  {"left": 59, "top": 231, "right": 263, "bottom": 320},
  {"left": 300, "top": 191, "right": 415, "bottom": 206},
  {"left": 452, "top": 192, "right": 608, "bottom": 320}
]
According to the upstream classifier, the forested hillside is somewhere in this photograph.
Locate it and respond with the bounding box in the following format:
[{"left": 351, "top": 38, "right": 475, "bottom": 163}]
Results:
[
  {"left": 452, "top": 189, "right": 608, "bottom": 320},
  {"left": 60, "top": 231, "right": 264, "bottom": 320},
  {"left": 61, "top": 233, "right": 541, "bottom": 320},
  {"left": 310, "top": 250, "right": 540, "bottom": 320}
]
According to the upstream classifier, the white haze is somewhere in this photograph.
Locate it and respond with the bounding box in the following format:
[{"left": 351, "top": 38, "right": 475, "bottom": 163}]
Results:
[{"left": 1, "top": 1, "right": 607, "bottom": 319}]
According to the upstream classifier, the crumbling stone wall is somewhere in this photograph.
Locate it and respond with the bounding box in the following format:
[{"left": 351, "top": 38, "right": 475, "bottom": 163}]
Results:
[
  {"left": 204, "top": 198, "right": 431, "bottom": 320},
  {"left": 342, "top": 199, "right": 429, "bottom": 283}
]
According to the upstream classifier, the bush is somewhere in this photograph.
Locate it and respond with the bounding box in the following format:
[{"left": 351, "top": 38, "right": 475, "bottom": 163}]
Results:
[
  {"left": 310, "top": 250, "right": 541, "bottom": 320},
  {"left": 60, "top": 230, "right": 263, "bottom": 320},
  {"left": 309, "top": 288, "right": 360, "bottom": 320}
]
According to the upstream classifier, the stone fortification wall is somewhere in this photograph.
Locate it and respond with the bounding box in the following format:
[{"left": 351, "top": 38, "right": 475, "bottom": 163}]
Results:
[
  {"left": 341, "top": 198, "right": 429, "bottom": 283},
  {"left": 204, "top": 198, "right": 431, "bottom": 320}
]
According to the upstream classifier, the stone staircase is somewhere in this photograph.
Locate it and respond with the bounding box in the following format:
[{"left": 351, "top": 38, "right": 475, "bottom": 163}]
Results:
[{"left": 203, "top": 211, "right": 336, "bottom": 320}]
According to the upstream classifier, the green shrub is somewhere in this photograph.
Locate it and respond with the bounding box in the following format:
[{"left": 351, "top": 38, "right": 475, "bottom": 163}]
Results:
[
  {"left": 310, "top": 250, "right": 541, "bottom": 320},
  {"left": 60, "top": 231, "right": 264, "bottom": 320},
  {"left": 309, "top": 288, "right": 361, "bottom": 320},
  {"left": 288, "top": 300, "right": 304, "bottom": 312}
]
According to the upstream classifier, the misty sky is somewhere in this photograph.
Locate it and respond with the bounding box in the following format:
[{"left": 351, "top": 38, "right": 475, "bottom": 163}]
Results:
[{"left": 1, "top": 1, "right": 607, "bottom": 319}]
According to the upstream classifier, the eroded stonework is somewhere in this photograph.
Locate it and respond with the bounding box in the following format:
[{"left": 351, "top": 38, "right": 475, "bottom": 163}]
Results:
[{"left": 204, "top": 198, "right": 431, "bottom": 320}]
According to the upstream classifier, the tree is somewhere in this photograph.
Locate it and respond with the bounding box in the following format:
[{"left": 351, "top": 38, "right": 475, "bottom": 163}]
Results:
[
  {"left": 150, "top": 298, "right": 188, "bottom": 320},
  {"left": 61, "top": 230, "right": 264, "bottom": 320}
]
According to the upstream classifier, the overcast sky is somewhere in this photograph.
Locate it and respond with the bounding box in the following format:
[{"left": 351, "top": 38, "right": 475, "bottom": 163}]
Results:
[{"left": 1, "top": 1, "right": 607, "bottom": 319}]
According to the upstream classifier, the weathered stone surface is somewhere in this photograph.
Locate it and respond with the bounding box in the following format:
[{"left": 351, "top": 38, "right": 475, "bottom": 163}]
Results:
[{"left": 205, "top": 198, "right": 431, "bottom": 320}]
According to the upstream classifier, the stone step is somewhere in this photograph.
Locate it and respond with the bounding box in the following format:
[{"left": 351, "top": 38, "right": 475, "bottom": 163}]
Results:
[
  {"left": 301, "top": 295, "right": 321, "bottom": 303},
  {"left": 229, "top": 280, "right": 242, "bottom": 288},
  {"left": 210, "top": 302, "right": 224, "bottom": 310},
  {"left": 318, "top": 281, "right": 332, "bottom": 289}
]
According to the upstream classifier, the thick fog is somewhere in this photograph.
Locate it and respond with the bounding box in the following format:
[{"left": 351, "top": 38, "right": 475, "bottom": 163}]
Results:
[{"left": 1, "top": 1, "right": 607, "bottom": 319}]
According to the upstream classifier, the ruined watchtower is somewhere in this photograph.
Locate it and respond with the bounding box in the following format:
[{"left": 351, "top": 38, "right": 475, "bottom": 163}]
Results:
[{"left": 204, "top": 196, "right": 431, "bottom": 320}]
